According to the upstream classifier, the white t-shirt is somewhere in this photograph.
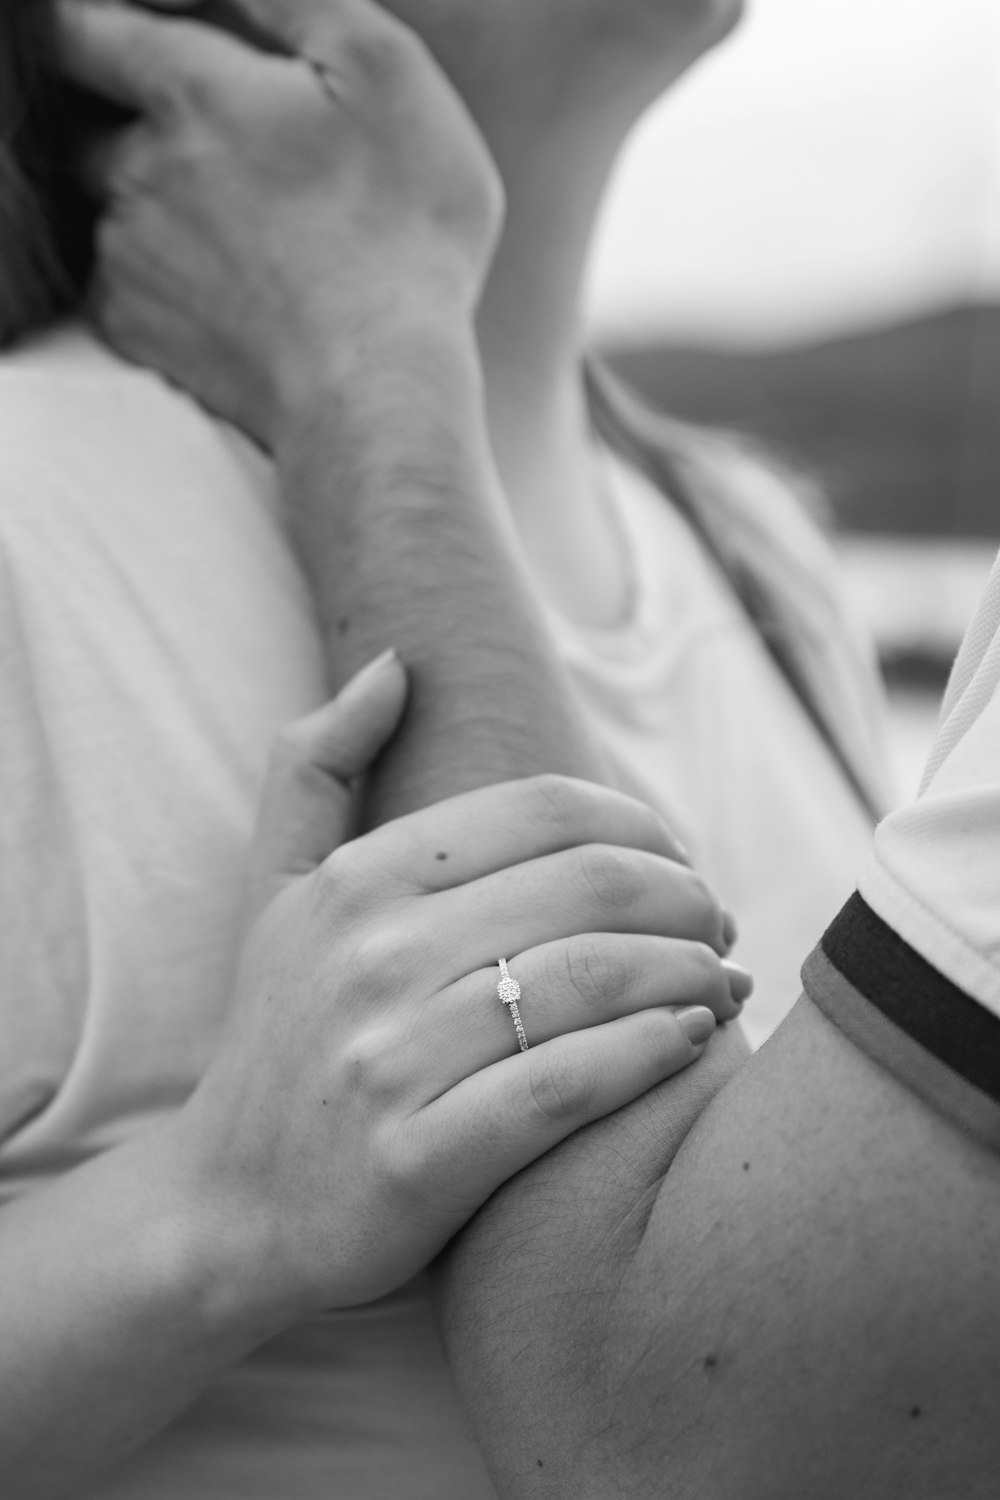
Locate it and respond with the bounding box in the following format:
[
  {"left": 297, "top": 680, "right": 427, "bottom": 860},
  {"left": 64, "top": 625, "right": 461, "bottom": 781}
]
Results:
[
  {"left": 803, "top": 550, "right": 1000, "bottom": 1151},
  {"left": 0, "top": 325, "right": 880, "bottom": 1496},
  {"left": 551, "top": 448, "right": 879, "bottom": 1045}
]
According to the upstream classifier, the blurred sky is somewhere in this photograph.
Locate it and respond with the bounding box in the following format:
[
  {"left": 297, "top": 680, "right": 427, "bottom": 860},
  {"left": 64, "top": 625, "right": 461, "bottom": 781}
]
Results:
[{"left": 585, "top": 0, "right": 1000, "bottom": 347}]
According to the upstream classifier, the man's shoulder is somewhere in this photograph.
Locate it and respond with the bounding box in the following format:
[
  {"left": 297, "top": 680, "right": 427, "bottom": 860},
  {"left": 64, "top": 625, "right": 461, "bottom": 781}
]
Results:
[{"left": 860, "top": 553, "right": 1000, "bottom": 1017}]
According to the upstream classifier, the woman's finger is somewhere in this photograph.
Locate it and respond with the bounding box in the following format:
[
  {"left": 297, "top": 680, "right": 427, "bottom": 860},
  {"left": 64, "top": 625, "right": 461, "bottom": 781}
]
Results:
[
  {"left": 416, "top": 937, "right": 750, "bottom": 1096},
  {"left": 416, "top": 1008, "right": 716, "bottom": 1215},
  {"left": 340, "top": 774, "right": 690, "bottom": 897},
  {"left": 417, "top": 843, "right": 729, "bottom": 988},
  {"left": 249, "top": 652, "right": 407, "bottom": 904}
]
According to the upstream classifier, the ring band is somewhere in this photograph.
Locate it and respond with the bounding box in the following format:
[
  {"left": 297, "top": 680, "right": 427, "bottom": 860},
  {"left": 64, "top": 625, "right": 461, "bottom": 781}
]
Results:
[{"left": 497, "top": 959, "right": 529, "bottom": 1053}]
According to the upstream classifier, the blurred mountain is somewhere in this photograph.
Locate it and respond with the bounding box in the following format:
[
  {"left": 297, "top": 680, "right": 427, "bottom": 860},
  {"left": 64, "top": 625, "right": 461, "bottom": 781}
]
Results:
[{"left": 604, "top": 303, "right": 1000, "bottom": 537}]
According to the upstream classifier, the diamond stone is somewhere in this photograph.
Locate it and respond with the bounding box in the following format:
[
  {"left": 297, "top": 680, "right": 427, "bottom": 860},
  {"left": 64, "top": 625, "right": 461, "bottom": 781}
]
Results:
[{"left": 498, "top": 977, "right": 521, "bottom": 1006}]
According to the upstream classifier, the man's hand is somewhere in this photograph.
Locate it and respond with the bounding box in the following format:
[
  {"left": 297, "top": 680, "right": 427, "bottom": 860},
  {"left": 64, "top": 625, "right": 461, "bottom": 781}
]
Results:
[{"left": 59, "top": 0, "right": 502, "bottom": 447}]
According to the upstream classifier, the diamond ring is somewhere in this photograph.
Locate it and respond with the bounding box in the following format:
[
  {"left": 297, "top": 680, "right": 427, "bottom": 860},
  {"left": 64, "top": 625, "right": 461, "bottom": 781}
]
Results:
[{"left": 497, "top": 958, "right": 529, "bottom": 1053}]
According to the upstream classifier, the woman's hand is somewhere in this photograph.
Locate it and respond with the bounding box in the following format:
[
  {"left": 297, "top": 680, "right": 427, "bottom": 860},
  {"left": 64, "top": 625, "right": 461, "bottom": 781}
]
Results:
[
  {"left": 57, "top": 0, "right": 503, "bottom": 446},
  {"left": 170, "top": 650, "right": 749, "bottom": 1321}
]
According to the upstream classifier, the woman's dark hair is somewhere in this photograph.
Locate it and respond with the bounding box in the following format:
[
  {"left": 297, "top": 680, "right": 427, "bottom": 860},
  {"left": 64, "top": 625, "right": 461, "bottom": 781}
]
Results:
[{"left": 0, "top": 0, "right": 95, "bottom": 346}]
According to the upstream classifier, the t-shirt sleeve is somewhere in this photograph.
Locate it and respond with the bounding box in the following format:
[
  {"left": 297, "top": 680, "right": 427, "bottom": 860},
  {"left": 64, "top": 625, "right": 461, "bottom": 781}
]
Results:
[{"left": 802, "top": 601, "right": 1000, "bottom": 1153}]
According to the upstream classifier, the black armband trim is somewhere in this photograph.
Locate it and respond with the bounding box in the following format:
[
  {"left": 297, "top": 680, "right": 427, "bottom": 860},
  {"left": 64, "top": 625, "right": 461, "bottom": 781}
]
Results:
[{"left": 802, "top": 892, "right": 1000, "bottom": 1153}]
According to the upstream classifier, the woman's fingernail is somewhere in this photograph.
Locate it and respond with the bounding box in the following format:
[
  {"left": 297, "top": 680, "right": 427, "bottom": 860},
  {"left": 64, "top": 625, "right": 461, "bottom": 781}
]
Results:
[
  {"left": 722, "top": 960, "right": 754, "bottom": 1004},
  {"left": 338, "top": 648, "right": 399, "bottom": 697},
  {"left": 677, "top": 1006, "right": 716, "bottom": 1047}
]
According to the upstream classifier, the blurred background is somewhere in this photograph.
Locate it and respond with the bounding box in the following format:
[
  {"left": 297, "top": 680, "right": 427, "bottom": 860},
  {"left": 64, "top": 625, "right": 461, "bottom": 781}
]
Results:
[{"left": 584, "top": 0, "right": 1000, "bottom": 798}]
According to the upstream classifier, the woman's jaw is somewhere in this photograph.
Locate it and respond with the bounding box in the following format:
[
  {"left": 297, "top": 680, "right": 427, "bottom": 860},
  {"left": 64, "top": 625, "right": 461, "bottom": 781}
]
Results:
[
  {"left": 369, "top": 0, "right": 745, "bottom": 391},
  {"left": 373, "top": 0, "right": 746, "bottom": 163}
]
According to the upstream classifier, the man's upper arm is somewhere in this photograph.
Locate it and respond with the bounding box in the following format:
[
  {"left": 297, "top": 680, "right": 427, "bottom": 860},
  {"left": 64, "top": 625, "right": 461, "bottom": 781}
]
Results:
[
  {"left": 441, "top": 558, "right": 1000, "bottom": 1499},
  {"left": 444, "top": 996, "right": 1000, "bottom": 1499},
  {"left": 603, "top": 993, "right": 1000, "bottom": 1498}
]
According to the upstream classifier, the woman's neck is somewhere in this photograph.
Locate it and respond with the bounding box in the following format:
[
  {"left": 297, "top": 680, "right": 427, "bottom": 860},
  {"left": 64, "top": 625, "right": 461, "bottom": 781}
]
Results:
[{"left": 473, "top": 107, "right": 634, "bottom": 629}]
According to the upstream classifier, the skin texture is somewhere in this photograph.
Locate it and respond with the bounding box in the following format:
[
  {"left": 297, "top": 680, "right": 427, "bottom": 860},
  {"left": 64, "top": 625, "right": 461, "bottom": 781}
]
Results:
[
  {"left": 352, "top": 0, "right": 746, "bottom": 634},
  {"left": 58, "top": 1, "right": 1000, "bottom": 1494},
  {"left": 439, "top": 996, "right": 1000, "bottom": 1499},
  {"left": 1, "top": 3, "right": 752, "bottom": 1494},
  {"left": 375, "top": 0, "right": 744, "bottom": 140}
]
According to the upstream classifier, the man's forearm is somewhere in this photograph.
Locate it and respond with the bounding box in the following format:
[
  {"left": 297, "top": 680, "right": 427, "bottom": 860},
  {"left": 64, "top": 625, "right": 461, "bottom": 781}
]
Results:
[
  {"left": 279, "top": 320, "right": 606, "bottom": 821},
  {"left": 283, "top": 313, "right": 751, "bottom": 1485}
]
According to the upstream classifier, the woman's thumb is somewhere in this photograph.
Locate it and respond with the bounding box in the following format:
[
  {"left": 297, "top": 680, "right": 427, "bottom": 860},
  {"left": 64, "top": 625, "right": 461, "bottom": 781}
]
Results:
[{"left": 249, "top": 649, "right": 408, "bottom": 903}]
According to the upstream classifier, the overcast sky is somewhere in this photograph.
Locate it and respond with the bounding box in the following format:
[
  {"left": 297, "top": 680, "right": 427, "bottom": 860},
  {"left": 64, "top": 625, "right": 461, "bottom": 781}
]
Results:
[{"left": 585, "top": 0, "right": 1000, "bottom": 347}]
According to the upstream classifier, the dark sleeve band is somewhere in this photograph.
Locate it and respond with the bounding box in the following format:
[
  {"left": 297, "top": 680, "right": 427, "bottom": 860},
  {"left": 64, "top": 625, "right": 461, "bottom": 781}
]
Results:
[{"left": 802, "top": 891, "right": 1000, "bottom": 1153}]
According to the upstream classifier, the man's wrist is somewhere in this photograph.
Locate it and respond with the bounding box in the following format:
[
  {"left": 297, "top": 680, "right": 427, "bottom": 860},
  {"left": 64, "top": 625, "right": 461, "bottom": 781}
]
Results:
[{"left": 272, "top": 297, "right": 484, "bottom": 465}]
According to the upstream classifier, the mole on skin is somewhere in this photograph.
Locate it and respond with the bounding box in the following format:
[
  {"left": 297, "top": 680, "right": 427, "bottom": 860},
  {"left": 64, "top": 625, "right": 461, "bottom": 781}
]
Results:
[{"left": 435, "top": 852, "right": 449, "bottom": 861}]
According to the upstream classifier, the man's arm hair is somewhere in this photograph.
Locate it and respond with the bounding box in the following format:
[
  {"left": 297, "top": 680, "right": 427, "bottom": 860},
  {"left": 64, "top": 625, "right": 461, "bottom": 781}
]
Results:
[
  {"left": 438, "top": 992, "right": 1000, "bottom": 1498},
  {"left": 283, "top": 328, "right": 609, "bottom": 820}
]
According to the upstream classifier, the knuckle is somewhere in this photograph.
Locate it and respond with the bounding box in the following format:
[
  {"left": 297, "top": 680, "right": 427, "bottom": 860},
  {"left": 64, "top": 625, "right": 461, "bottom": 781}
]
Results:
[
  {"left": 681, "top": 870, "right": 724, "bottom": 940},
  {"left": 313, "top": 845, "right": 373, "bottom": 923},
  {"left": 687, "top": 940, "right": 722, "bottom": 985},
  {"left": 315, "top": 841, "right": 357, "bottom": 894},
  {"left": 528, "top": 1050, "right": 596, "bottom": 1125},
  {"left": 561, "top": 937, "right": 630, "bottom": 1010},
  {"left": 574, "top": 845, "right": 643, "bottom": 914},
  {"left": 683, "top": 942, "right": 727, "bottom": 1001},
  {"left": 526, "top": 773, "right": 589, "bottom": 833},
  {"left": 343, "top": 920, "right": 425, "bottom": 998},
  {"left": 339, "top": 922, "right": 391, "bottom": 980},
  {"left": 338, "top": 1024, "right": 399, "bottom": 1103}
]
